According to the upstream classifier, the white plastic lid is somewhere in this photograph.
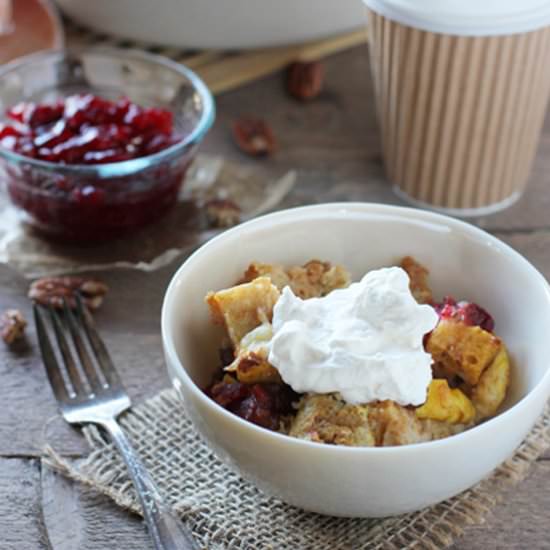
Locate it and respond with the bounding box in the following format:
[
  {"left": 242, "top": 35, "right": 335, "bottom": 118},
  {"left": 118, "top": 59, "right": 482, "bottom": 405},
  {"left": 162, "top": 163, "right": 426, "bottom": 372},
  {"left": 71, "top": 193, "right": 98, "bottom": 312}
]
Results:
[{"left": 364, "top": 0, "right": 550, "bottom": 36}]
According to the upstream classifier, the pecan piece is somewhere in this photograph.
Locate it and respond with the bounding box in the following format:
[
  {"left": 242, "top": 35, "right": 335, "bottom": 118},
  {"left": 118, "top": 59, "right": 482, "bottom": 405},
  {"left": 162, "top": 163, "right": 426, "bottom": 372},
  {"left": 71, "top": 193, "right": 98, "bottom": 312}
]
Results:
[
  {"left": 0, "top": 309, "right": 27, "bottom": 344},
  {"left": 28, "top": 276, "right": 108, "bottom": 310},
  {"left": 286, "top": 61, "right": 325, "bottom": 100},
  {"left": 205, "top": 198, "right": 241, "bottom": 228},
  {"left": 232, "top": 117, "right": 276, "bottom": 157}
]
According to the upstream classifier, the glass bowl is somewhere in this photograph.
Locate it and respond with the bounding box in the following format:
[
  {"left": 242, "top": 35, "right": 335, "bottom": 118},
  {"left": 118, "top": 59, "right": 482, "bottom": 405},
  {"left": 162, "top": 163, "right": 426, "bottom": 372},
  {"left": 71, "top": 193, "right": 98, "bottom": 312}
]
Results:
[{"left": 0, "top": 48, "right": 215, "bottom": 243}]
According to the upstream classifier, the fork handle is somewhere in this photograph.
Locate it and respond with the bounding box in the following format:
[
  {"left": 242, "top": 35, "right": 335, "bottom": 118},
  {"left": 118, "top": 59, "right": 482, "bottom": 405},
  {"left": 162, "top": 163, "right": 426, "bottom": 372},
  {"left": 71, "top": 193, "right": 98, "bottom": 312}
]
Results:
[{"left": 101, "top": 417, "right": 200, "bottom": 550}]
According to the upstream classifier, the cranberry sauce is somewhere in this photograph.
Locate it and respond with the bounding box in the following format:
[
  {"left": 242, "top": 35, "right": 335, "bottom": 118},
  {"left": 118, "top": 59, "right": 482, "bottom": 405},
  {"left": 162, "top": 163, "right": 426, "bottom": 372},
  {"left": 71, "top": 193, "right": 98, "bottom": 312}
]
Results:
[
  {"left": 0, "top": 94, "right": 191, "bottom": 243},
  {"left": 434, "top": 296, "right": 495, "bottom": 332},
  {"left": 208, "top": 379, "right": 298, "bottom": 431},
  {"left": 0, "top": 94, "right": 180, "bottom": 164}
]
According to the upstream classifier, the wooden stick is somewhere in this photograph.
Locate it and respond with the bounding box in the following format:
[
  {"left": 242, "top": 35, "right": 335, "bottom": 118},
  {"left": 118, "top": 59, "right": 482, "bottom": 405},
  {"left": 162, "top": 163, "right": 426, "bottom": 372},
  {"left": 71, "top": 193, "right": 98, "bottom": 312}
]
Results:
[
  {"left": 197, "top": 28, "right": 368, "bottom": 94},
  {"left": 197, "top": 49, "right": 297, "bottom": 94},
  {"left": 180, "top": 50, "right": 225, "bottom": 69},
  {"left": 296, "top": 29, "right": 368, "bottom": 62}
]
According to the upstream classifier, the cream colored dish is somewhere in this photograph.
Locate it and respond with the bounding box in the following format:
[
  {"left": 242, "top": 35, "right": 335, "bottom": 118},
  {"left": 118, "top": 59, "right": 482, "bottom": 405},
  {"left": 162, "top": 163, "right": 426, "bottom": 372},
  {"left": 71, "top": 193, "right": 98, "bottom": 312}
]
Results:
[{"left": 162, "top": 203, "right": 550, "bottom": 517}]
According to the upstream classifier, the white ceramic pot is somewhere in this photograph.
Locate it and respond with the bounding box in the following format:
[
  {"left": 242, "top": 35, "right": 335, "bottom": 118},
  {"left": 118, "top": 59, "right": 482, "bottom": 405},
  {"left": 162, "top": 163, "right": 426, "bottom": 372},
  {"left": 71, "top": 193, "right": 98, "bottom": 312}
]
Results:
[
  {"left": 55, "top": 0, "right": 367, "bottom": 49},
  {"left": 162, "top": 203, "right": 550, "bottom": 517}
]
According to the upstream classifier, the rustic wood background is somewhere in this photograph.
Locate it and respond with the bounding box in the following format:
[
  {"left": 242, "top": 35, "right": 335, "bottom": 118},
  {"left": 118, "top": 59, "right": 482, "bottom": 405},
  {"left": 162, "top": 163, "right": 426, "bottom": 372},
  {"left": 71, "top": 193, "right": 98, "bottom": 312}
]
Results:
[{"left": 1, "top": 45, "right": 549, "bottom": 549}]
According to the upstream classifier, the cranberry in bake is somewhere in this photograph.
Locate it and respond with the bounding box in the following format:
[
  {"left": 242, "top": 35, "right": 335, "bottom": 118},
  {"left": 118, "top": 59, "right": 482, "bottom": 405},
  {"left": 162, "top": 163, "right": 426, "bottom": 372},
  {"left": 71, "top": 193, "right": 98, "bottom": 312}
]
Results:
[
  {"left": 208, "top": 379, "right": 297, "bottom": 431},
  {"left": 434, "top": 296, "right": 495, "bottom": 332}
]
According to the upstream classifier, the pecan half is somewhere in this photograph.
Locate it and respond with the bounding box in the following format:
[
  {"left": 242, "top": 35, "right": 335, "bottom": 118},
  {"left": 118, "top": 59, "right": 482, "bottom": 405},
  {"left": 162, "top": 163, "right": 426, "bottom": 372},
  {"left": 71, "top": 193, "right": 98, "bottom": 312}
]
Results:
[
  {"left": 286, "top": 61, "right": 325, "bottom": 100},
  {"left": 28, "top": 276, "right": 108, "bottom": 310},
  {"left": 205, "top": 198, "right": 241, "bottom": 228},
  {"left": 232, "top": 117, "right": 276, "bottom": 157},
  {"left": 0, "top": 309, "right": 27, "bottom": 344}
]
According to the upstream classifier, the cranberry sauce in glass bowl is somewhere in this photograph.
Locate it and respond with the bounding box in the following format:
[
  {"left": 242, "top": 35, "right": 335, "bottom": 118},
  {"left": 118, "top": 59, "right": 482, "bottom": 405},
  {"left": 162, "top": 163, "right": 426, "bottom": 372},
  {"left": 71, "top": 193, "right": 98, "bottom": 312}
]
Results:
[{"left": 0, "top": 49, "right": 215, "bottom": 243}]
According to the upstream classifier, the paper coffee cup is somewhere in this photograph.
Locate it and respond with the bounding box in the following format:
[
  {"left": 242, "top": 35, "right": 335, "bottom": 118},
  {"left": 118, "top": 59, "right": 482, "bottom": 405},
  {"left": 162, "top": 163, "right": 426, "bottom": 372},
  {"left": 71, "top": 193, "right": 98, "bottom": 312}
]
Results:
[{"left": 364, "top": 0, "right": 550, "bottom": 215}]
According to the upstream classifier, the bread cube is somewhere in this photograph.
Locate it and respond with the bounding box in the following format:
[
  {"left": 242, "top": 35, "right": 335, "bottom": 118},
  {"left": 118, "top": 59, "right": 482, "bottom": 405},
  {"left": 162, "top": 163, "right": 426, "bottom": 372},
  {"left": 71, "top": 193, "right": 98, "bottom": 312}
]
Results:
[
  {"left": 426, "top": 319, "right": 501, "bottom": 385},
  {"left": 241, "top": 262, "right": 291, "bottom": 291},
  {"left": 289, "top": 394, "right": 374, "bottom": 446},
  {"left": 471, "top": 345, "right": 510, "bottom": 420},
  {"left": 400, "top": 256, "right": 433, "bottom": 304},
  {"left": 241, "top": 260, "right": 350, "bottom": 299},
  {"left": 416, "top": 379, "right": 475, "bottom": 424},
  {"left": 206, "top": 276, "right": 280, "bottom": 346},
  {"left": 368, "top": 400, "right": 431, "bottom": 446},
  {"left": 226, "top": 349, "right": 282, "bottom": 384}
]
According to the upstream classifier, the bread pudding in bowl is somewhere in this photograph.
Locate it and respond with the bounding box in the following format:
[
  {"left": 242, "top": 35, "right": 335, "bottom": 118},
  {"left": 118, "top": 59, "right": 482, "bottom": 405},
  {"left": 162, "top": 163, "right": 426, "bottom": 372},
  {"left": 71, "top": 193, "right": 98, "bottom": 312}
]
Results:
[
  {"left": 203, "top": 255, "right": 510, "bottom": 447},
  {"left": 161, "top": 203, "right": 550, "bottom": 517}
]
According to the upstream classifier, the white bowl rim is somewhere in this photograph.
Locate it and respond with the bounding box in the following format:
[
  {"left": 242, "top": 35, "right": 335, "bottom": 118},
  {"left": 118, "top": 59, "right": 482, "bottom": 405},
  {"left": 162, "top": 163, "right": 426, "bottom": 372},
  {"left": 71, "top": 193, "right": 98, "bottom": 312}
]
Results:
[{"left": 161, "top": 202, "right": 550, "bottom": 455}]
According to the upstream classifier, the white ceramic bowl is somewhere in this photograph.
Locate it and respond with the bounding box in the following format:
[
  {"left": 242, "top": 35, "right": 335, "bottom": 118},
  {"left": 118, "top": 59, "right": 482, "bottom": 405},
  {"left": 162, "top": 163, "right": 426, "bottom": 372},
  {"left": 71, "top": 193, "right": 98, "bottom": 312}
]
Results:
[
  {"left": 161, "top": 203, "right": 550, "bottom": 517},
  {"left": 55, "top": 0, "right": 366, "bottom": 50}
]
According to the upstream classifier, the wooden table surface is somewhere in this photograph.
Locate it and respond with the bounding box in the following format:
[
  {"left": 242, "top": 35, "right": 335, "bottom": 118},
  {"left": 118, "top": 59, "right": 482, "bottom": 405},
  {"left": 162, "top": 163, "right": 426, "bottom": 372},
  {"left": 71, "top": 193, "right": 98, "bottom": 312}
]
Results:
[{"left": 1, "top": 46, "right": 549, "bottom": 550}]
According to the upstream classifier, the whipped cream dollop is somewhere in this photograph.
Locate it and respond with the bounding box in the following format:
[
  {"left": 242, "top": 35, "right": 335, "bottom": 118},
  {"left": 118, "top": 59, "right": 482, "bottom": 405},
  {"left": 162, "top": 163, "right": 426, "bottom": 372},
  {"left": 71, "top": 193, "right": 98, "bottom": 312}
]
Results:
[{"left": 267, "top": 267, "right": 439, "bottom": 406}]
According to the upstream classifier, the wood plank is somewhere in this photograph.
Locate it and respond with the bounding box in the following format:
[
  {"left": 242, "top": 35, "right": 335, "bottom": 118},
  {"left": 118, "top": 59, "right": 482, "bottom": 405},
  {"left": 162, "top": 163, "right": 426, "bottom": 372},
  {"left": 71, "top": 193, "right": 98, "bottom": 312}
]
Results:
[
  {"left": 0, "top": 325, "right": 170, "bottom": 456},
  {"left": 41, "top": 462, "right": 152, "bottom": 550},
  {"left": 451, "top": 460, "right": 550, "bottom": 549},
  {"left": 0, "top": 265, "right": 172, "bottom": 457},
  {"left": 0, "top": 458, "right": 48, "bottom": 550},
  {"left": 493, "top": 231, "right": 550, "bottom": 280},
  {"left": 201, "top": 46, "right": 382, "bottom": 168},
  {"left": 41, "top": 462, "right": 85, "bottom": 549}
]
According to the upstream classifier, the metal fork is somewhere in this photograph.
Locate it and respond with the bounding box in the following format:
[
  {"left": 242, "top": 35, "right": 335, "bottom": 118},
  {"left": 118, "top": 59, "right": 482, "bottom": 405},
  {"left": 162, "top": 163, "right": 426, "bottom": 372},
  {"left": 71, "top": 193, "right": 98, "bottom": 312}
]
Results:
[{"left": 34, "top": 295, "right": 199, "bottom": 550}]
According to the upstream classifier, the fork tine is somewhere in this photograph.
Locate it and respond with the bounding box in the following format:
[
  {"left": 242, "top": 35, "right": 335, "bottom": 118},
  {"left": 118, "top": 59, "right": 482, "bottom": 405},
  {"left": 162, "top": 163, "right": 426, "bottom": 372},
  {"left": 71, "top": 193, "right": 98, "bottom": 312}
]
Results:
[
  {"left": 34, "top": 304, "right": 70, "bottom": 403},
  {"left": 62, "top": 298, "right": 104, "bottom": 394},
  {"left": 49, "top": 306, "right": 87, "bottom": 398},
  {"left": 75, "top": 294, "right": 122, "bottom": 389}
]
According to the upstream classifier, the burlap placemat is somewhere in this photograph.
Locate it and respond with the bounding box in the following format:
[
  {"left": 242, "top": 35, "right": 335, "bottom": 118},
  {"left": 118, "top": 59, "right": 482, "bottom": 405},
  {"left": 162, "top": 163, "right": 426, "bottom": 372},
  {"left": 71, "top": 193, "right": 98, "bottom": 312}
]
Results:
[{"left": 45, "top": 389, "right": 550, "bottom": 550}]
